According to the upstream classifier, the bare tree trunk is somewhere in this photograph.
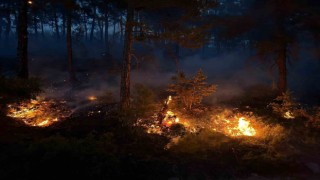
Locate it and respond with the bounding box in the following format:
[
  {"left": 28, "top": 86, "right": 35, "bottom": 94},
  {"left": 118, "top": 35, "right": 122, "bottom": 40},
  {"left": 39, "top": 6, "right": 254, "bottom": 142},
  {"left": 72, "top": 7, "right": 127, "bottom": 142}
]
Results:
[
  {"left": 5, "top": 9, "right": 11, "bottom": 43},
  {"left": 84, "top": 15, "right": 88, "bottom": 41},
  {"left": 113, "top": 20, "right": 116, "bottom": 41},
  {"left": 33, "top": 14, "right": 38, "bottom": 38},
  {"left": 120, "top": 16, "right": 124, "bottom": 41},
  {"left": 120, "top": 5, "right": 134, "bottom": 110},
  {"left": 54, "top": 11, "right": 60, "bottom": 39},
  {"left": 104, "top": 6, "right": 109, "bottom": 54},
  {"left": 90, "top": 6, "right": 96, "bottom": 41},
  {"left": 17, "top": 0, "right": 28, "bottom": 79},
  {"left": 67, "top": 12, "right": 76, "bottom": 82},
  {"left": 98, "top": 18, "right": 103, "bottom": 41},
  {"left": 62, "top": 12, "right": 66, "bottom": 37},
  {"left": 41, "top": 16, "right": 45, "bottom": 38},
  {"left": 277, "top": 43, "right": 287, "bottom": 95},
  {"left": 0, "top": 17, "right": 2, "bottom": 41}
]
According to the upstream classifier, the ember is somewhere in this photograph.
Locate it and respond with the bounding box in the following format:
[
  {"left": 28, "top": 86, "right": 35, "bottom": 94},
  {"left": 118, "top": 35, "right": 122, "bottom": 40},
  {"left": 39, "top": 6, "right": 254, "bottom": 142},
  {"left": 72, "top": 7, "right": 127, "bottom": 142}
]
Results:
[{"left": 7, "top": 98, "right": 71, "bottom": 127}]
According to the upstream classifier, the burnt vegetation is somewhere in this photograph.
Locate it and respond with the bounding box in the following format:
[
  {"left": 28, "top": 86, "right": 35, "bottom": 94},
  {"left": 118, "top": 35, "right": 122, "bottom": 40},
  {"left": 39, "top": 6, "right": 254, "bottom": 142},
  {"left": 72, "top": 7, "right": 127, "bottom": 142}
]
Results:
[{"left": 0, "top": 0, "right": 320, "bottom": 179}]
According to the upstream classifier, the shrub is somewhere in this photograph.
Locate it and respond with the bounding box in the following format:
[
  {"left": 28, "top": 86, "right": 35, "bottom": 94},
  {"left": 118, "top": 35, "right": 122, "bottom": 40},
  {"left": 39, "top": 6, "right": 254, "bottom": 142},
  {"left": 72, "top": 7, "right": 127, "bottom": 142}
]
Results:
[
  {"left": 131, "top": 84, "right": 157, "bottom": 117},
  {"left": 168, "top": 69, "right": 216, "bottom": 110}
]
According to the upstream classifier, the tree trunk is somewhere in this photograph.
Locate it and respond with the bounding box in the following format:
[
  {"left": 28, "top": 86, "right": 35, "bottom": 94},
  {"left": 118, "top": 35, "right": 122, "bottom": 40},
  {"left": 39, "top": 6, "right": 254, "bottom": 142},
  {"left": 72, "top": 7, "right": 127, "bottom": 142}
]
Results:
[
  {"left": 120, "top": 5, "right": 134, "bottom": 110},
  {"left": 84, "top": 15, "right": 88, "bottom": 41},
  {"left": 62, "top": 12, "right": 66, "bottom": 37},
  {"left": 67, "top": 12, "right": 76, "bottom": 82},
  {"left": 90, "top": 6, "right": 96, "bottom": 41},
  {"left": 277, "top": 43, "right": 287, "bottom": 95},
  {"left": 54, "top": 11, "right": 60, "bottom": 39},
  {"left": 17, "top": 0, "right": 28, "bottom": 79},
  {"left": 104, "top": 6, "right": 109, "bottom": 54},
  {"left": 120, "top": 16, "right": 124, "bottom": 41},
  {"left": 5, "top": 9, "right": 11, "bottom": 43},
  {"left": 41, "top": 16, "right": 45, "bottom": 38},
  {"left": 0, "top": 18, "right": 2, "bottom": 41},
  {"left": 33, "top": 14, "right": 38, "bottom": 38},
  {"left": 98, "top": 18, "right": 103, "bottom": 41}
]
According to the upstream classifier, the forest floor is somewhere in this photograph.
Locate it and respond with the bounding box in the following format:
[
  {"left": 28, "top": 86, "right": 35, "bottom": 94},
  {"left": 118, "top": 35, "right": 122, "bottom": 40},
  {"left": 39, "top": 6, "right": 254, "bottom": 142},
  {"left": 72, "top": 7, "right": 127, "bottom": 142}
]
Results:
[
  {"left": 1, "top": 97, "right": 320, "bottom": 179},
  {"left": 0, "top": 76, "right": 320, "bottom": 179}
]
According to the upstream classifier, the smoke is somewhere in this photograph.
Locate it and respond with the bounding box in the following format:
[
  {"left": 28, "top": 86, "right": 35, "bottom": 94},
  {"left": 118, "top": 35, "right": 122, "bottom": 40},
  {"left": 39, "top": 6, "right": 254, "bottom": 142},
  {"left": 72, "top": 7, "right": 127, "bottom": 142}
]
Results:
[{"left": 1, "top": 36, "right": 320, "bottom": 107}]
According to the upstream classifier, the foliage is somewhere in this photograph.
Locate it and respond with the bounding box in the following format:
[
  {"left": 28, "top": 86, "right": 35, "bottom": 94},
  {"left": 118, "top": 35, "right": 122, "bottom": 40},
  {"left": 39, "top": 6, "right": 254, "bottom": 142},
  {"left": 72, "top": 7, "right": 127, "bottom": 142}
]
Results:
[
  {"left": 269, "top": 91, "right": 302, "bottom": 118},
  {"left": 168, "top": 69, "right": 216, "bottom": 110},
  {"left": 131, "top": 84, "right": 157, "bottom": 117}
]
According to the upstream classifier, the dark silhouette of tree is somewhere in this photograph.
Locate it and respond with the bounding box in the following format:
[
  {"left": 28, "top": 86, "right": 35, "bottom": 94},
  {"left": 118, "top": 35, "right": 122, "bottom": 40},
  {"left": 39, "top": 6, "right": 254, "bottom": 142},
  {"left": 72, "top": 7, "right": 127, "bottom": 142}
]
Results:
[
  {"left": 221, "top": 0, "right": 312, "bottom": 94},
  {"left": 17, "top": 0, "right": 29, "bottom": 79}
]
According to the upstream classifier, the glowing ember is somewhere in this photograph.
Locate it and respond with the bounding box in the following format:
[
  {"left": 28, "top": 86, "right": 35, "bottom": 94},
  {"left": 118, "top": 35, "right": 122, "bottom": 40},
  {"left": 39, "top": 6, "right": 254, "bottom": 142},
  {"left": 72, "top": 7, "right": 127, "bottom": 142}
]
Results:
[
  {"left": 28, "top": 1, "right": 33, "bottom": 5},
  {"left": 7, "top": 98, "right": 71, "bottom": 127},
  {"left": 283, "top": 111, "right": 295, "bottom": 119},
  {"left": 88, "top": 96, "right": 98, "bottom": 101}
]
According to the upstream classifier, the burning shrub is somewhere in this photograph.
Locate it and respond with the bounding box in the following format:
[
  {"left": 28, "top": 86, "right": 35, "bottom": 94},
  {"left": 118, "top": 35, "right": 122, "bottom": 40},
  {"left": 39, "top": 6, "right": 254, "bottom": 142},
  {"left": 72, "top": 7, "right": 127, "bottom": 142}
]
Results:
[
  {"left": 168, "top": 69, "right": 216, "bottom": 110},
  {"left": 269, "top": 91, "right": 304, "bottom": 119}
]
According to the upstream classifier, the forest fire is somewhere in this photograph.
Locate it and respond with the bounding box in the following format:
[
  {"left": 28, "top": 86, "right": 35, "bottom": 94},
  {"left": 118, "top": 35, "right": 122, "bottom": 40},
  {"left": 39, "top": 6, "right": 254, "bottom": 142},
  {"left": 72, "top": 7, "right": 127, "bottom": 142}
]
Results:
[
  {"left": 7, "top": 98, "right": 71, "bottom": 127},
  {"left": 211, "top": 111, "right": 257, "bottom": 137},
  {"left": 233, "top": 117, "right": 256, "bottom": 136}
]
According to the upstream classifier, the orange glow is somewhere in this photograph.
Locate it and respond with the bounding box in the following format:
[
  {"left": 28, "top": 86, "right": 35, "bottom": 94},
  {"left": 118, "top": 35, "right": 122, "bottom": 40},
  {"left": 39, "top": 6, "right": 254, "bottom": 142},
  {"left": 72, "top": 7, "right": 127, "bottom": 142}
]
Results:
[
  {"left": 7, "top": 98, "right": 70, "bottom": 127},
  {"left": 88, "top": 96, "right": 97, "bottom": 101}
]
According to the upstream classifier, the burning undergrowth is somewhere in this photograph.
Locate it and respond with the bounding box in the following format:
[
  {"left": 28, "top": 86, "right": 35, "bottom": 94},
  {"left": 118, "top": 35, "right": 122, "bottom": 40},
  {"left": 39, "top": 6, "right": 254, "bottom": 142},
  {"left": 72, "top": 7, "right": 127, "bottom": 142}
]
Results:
[
  {"left": 134, "top": 95, "right": 288, "bottom": 152},
  {"left": 7, "top": 97, "right": 71, "bottom": 127}
]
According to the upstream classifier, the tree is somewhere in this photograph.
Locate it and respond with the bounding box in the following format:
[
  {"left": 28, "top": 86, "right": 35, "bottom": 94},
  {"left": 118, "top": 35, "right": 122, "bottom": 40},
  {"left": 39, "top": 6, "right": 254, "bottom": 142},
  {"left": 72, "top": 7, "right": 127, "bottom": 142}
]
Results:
[
  {"left": 221, "top": 0, "right": 311, "bottom": 95},
  {"left": 120, "top": 2, "right": 134, "bottom": 110},
  {"left": 17, "top": 0, "right": 29, "bottom": 79},
  {"left": 168, "top": 69, "right": 216, "bottom": 110},
  {"left": 119, "top": 0, "right": 216, "bottom": 110},
  {"left": 64, "top": 0, "right": 77, "bottom": 82}
]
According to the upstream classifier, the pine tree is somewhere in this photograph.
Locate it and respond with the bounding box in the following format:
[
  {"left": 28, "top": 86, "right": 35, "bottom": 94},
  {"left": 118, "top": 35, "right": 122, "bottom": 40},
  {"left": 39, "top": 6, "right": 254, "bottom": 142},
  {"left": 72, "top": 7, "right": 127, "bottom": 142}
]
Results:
[{"left": 168, "top": 69, "right": 216, "bottom": 110}]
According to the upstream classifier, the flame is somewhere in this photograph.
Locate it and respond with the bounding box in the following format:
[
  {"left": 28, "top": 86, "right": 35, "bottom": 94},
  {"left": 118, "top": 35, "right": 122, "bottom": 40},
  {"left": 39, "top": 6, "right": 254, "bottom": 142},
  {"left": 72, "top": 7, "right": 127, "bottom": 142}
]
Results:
[
  {"left": 237, "top": 117, "right": 256, "bottom": 136},
  {"left": 165, "top": 96, "right": 172, "bottom": 105},
  {"left": 7, "top": 98, "right": 70, "bottom": 127},
  {"left": 283, "top": 111, "right": 295, "bottom": 119},
  {"left": 88, "top": 96, "right": 97, "bottom": 101},
  {"left": 212, "top": 112, "right": 257, "bottom": 137}
]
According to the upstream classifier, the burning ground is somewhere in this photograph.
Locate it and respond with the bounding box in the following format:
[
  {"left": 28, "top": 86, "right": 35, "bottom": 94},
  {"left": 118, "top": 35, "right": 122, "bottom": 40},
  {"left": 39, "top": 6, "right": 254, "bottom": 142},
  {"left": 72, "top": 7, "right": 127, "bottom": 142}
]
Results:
[
  {"left": 0, "top": 69, "right": 319, "bottom": 179},
  {"left": 1, "top": 85, "right": 320, "bottom": 179}
]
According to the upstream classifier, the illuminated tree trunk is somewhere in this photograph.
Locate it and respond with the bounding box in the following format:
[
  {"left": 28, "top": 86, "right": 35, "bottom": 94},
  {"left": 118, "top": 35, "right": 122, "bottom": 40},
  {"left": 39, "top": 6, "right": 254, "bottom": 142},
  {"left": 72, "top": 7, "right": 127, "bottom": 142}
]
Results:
[
  {"left": 67, "top": 12, "right": 76, "bottom": 82},
  {"left": 120, "top": 5, "right": 134, "bottom": 110},
  {"left": 277, "top": 43, "right": 287, "bottom": 95},
  {"left": 17, "top": 0, "right": 29, "bottom": 79}
]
